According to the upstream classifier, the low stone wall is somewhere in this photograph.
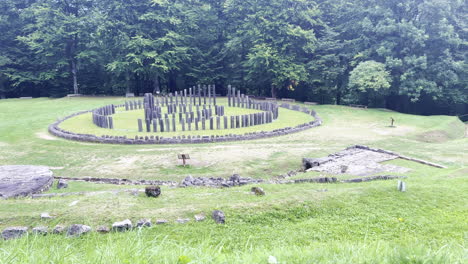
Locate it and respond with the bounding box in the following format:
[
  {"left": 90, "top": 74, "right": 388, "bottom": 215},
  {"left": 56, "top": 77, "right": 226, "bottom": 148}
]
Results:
[{"left": 48, "top": 102, "right": 322, "bottom": 145}]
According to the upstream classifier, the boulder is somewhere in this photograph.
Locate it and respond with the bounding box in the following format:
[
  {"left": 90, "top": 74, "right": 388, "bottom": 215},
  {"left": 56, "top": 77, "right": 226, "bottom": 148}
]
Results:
[
  {"left": 136, "top": 219, "right": 152, "bottom": 228},
  {"left": 112, "top": 219, "right": 132, "bottom": 232},
  {"left": 67, "top": 224, "right": 91, "bottom": 237},
  {"left": 32, "top": 226, "right": 48, "bottom": 235},
  {"left": 2, "top": 226, "right": 28, "bottom": 240},
  {"left": 96, "top": 226, "right": 110, "bottom": 233},
  {"left": 57, "top": 180, "right": 68, "bottom": 189},
  {"left": 52, "top": 225, "right": 66, "bottom": 234},
  {"left": 145, "top": 186, "right": 161, "bottom": 198},
  {"left": 251, "top": 187, "right": 265, "bottom": 196},
  {"left": 212, "top": 210, "right": 225, "bottom": 224}
]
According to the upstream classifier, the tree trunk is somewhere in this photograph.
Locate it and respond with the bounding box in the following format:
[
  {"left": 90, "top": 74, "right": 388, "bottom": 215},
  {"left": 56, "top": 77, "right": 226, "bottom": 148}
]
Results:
[
  {"left": 270, "top": 84, "right": 277, "bottom": 98},
  {"left": 153, "top": 75, "right": 160, "bottom": 94},
  {"left": 71, "top": 60, "right": 78, "bottom": 94}
]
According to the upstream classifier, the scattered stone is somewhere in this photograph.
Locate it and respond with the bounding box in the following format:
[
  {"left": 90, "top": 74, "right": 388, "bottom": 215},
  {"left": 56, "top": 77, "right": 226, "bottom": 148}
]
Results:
[
  {"left": 112, "top": 219, "right": 133, "bottom": 232},
  {"left": 194, "top": 214, "right": 206, "bottom": 222},
  {"left": 251, "top": 187, "right": 265, "bottom": 196},
  {"left": 145, "top": 186, "right": 161, "bottom": 198},
  {"left": 52, "top": 225, "right": 66, "bottom": 234},
  {"left": 41, "top": 212, "right": 53, "bottom": 219},
  {"left": 340, "top": 165, "right": 348, "bottom": 173},
  {"left": 130, "top": 189, "right": 140, "bottom": 196},
  {"left": 397, "top": 180, "right": 406, "bottom": 192},
  {"left": 136, "top": 219, "right": 152, "bottom": 228},
  {"left": 176, "top": 218, "right": 190, "bottom": 224},
  {"left": 67, "top": 224, "right": 91, "bottom": 237},
  {"left": 180, "top": 175, "right": 263, "bottom": 188},
  {"left": 156, "top": 219, "right": 169, "bottom": 225},
  {"left": 212, "top": 210, "right": 225, "bottom": 224},
  {"left": 96, "top": 226, "right": 110, "bottom": 233},
  {"left": 32, "top": 226, "right": 48, "bottom": 235},
  {"left": 57, "top": 179, "right": 68, "bottom": 189},
  {"left": 2, "top": 227, "right": 28, "bottom": 240}
]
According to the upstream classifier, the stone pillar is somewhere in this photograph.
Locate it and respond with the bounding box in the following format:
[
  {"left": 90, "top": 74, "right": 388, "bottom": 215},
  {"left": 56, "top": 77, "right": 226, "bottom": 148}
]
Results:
[
  {"left": 213, "top": 84, "right": 216, "bottom": 105},
  {"left": 203, "top": 85, "right": 207, "bottom": 104},
  {"left": 172, "top": 117, "right": 176, "bottom": 131},
  {"left": 108, "top": 117, "right": 114, "bottom": 129},
  {"left": 153, "top": 119, "right": 158, "bottom": 132},
  {"left": 181, "top": 118, "right": 185, "bottom": 131},
  {"left": 145, "top": 119, "right": 151, "bottom": 132},
  {"left": 236, "top": 115, "right": 240, "bottom": 128},
  {"left": 209, "top": 117, "right": 214, "bottom": 130},
  {"left": 230, "top": 116, "right": 234, "bottom": 129},
  {"left": 188, "top": 119, "right": 192, "bottom": 131},
  {"left": 198, "top": 85, "right": 201, "bottom": 105},
  {"left": 138, "top": 119, "right": 143, "bottom": 132},
  {"left": 195, "top": 120, "right": 199, "bottom": 130},
  {"left": 165, "top": 118, "right": 170, "bottom": 132},
  {"left": 160, "top": 119, "right": 164, "bottom": 132},
  {"left": 202, "top": 117, "right": 206, "bottom": 130},
  {"left": 216, "top": 116, "right": 220, "bottom": 130},
  {"left": 227, "top": 84, "right": 231, "bottom": 107},
  {"left": 208, "top": 84, "right": 211, "bottom": 105},
  {"left": 224, "top": 116, "right": 228, "bottom": 129}
]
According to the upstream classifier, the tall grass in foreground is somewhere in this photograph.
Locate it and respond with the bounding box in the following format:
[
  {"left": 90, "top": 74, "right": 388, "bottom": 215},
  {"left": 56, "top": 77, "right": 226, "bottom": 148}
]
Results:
[{"left": 0, "top": 231, "right": 464, "bottom": 264}]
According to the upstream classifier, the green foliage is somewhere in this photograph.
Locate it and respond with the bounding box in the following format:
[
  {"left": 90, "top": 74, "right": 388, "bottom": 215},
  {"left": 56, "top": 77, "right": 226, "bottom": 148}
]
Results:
[
  {"left": 349, "top": 61, "right": 391, "bottom": 93},
  {"left": 0, "top": 0, "right": 466, "bottom": 114}
]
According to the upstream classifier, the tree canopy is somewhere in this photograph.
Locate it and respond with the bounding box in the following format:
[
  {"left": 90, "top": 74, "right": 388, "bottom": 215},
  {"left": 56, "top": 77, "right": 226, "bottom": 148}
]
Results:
[{"left": 0, "top": 0, "right": 466, "bottom": 115}]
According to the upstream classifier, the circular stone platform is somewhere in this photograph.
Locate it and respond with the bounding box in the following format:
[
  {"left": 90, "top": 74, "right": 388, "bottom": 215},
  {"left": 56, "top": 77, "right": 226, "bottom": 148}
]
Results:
[{"left": 0, "top": 165, "right": 54, "bottom": 199}]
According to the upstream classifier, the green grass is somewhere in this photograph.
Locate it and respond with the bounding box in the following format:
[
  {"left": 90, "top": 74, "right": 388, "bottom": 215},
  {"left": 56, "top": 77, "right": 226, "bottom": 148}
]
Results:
[{"left": 0, "top": 97, "right": 466, "bottom": 263}]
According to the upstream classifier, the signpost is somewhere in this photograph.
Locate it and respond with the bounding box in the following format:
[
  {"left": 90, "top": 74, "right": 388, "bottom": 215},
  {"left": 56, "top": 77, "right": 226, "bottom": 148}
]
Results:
[{"left": 178, "top": 154, "right": 190, "bottom": 166}]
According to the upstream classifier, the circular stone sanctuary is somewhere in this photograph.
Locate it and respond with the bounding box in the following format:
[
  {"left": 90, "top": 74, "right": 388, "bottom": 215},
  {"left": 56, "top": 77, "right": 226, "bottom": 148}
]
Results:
[
  {"left": 0, "top": 165, "right": 54, "bottom": 199},
  {"left": 49, "top": 85, "right": 322, "bottom": 144}
]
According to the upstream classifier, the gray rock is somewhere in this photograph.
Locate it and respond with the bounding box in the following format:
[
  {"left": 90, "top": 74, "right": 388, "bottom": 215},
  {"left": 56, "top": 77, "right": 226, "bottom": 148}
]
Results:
[
  {"left": 96, "top": 226, "right": 110, "bottom": 233},
  {"left": 251, "top": 187, "right": 265, "bottom": 196},
  {"left": 67, "top": 224, "right": 91, "bottom": 237},
  {"left": 57, "top": 180, "right": 68, "bottom": 189},
  {"left": 176, "top": 218, "right": 190, "bottom": 224},
  {"left": 212, "top": 210, "right": 225, "bottom": 224},
  {"left": 136, "top": 219, "right": 152, "bottom": 228},
  {"left": 145, "top": 186, "right": 161, "bottom": 198},
  {"left": 112, "top": 219, "right": 132, "bottom": 232},
  {"left": 156, "top": 219, "right": 168, "bottom": 225},
  {"left": 2, "top": 226, "right": 28, "bottom": 240},
  {"left": 0, "top": 165, "right": 54, "bottom": 199},
  {"left": 52, "top": 225, "right": 66, "bottom": 234},
  {"left": 32, "top": 226, "right": 48, "bottom": 235},
  {"left": 41, "top": 212, "right": 53, "bottom": 219},
  {"left": 229, "top": 174, "right": 240, "bottom": 182},
  {"left": 194, "top": 214, "right": 206, "bottom": 222}
]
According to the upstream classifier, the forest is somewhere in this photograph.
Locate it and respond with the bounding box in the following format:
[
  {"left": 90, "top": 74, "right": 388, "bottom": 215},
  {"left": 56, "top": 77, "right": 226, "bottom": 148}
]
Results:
[{"left": 0, "top": 0, "right": 466, "bottom": 115}]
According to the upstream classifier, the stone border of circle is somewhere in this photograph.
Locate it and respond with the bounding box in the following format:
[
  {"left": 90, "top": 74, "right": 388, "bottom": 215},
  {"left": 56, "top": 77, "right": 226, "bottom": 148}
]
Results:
[{"left": 48, "top": 102, "right": 322, "bottom": 144}]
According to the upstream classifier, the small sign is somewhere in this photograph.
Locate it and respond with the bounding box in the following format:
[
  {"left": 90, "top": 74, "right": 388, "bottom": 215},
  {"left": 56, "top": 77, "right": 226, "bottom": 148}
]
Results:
[{"left": 177, "top": 154, "right": 190, "bottom": 166}]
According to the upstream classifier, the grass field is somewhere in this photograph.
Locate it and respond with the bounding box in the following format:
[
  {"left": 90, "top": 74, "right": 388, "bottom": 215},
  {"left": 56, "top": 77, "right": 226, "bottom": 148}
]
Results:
[{"left": 0, "top": 97, "right": 466, "bottom": 263}]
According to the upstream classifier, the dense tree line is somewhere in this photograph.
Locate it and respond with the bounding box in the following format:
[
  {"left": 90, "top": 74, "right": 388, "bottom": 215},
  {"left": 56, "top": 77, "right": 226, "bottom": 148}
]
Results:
[{"left": 0, "top": 0, "right": 466, "bottom": 115}]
